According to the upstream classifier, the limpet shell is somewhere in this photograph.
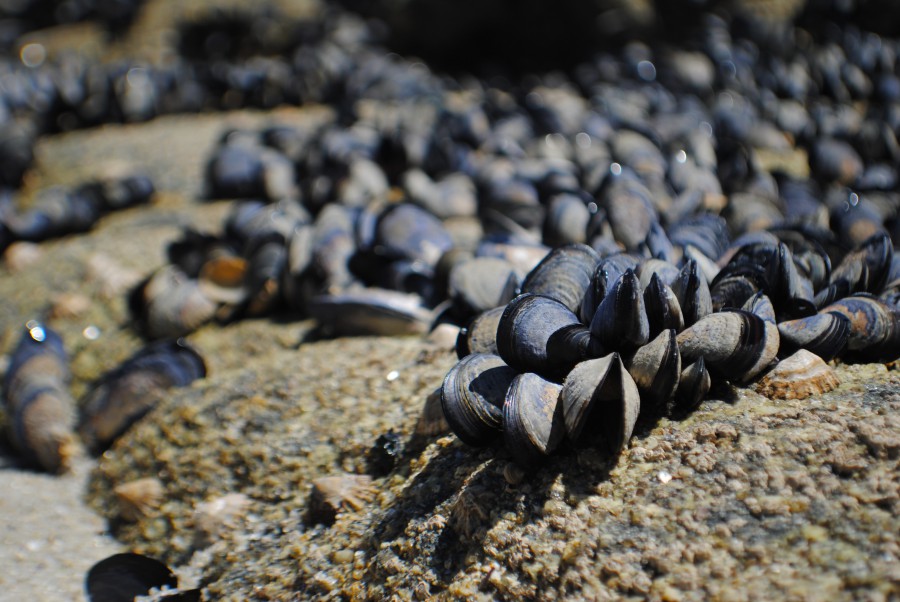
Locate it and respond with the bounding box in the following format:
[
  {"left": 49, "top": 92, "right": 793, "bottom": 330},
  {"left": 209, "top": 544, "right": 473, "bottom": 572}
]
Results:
[{"left": 755, "top": 350, "right": 840, "bottom": 400}]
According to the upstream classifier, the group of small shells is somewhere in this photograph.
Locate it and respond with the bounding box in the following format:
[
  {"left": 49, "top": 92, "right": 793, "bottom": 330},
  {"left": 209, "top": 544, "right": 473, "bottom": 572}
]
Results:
[{"left": 440, "top": 231, "right": 898, "bottom": 466}]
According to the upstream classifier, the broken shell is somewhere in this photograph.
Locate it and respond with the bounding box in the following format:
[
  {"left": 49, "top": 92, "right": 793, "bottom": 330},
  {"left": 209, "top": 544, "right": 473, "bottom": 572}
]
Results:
[
  {"left": 756, "top": 350, "right": 840, "bottom": 400},
  {"left": 441, "top": 353, "right": 516, "bottom": 446},
  {"left": 503, "top": 372, "right": 564, "bottom": 466},
  {"left": 193, "top": 492, "right": 251, "bottom": 547},
  {"left": 561, "top": 353, "right": 641, "bottom": 459},
  {"left": 308, "top": 474, "right": 376, "bottom": 525},
  {"left": 114, "top": 477, "right": 165, "bottom": 523}
]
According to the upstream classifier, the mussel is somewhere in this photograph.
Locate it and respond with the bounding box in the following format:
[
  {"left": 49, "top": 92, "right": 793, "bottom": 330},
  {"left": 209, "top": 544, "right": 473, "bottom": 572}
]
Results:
[
  {"left": 503, "top": 372, "right": 565, "bottom": 465},
  {"left": 78, "top": 339, "right": 207, "bottom": 452},
  {"left": 441, "top": 353, "right": 516, "bottom": 446},
  {"left": 2, "top": 322, "right": 77, "bottom": 473}
]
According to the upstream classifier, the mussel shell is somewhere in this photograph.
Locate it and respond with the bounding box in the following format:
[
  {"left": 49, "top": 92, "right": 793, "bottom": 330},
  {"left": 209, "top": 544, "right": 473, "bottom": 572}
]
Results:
[
  {"left": 777, "top": 312, "right": 850, "bottom": 362},
  {"left": 828, "top": 232, "right": 893, "bottom": 296},
  {"left": 643, "top": 273, "right": 685, "bottom": 338},
  {"left": 823, "top": 294, "right": 900, "bottom": 362},
  {"left": 373, "top": 202, "right": 453, "bottom": 267},
  {"left": 672, "top": 259, "right": 712, "bottom": 327},
  {"left": 579, "top": 253, "right": 641, "bottom": 323},
  {"left": 521, "top": 243, "right": 600, "bottom": 314},
  {"left": 497, "top": 293, "right": 591, "bottom": 380},
  {"left": 543, "top": 193, "right": 590, "bottom": 246},
  {"left": 441, "top": 353, "right": 516, "bottom": 446},
  {"left": 561, "top": 353, "right": 640, "bottom": 459},
  {"left": 710, "top": 275, "right": 759, "bottom": 312},
  {"left": 590, "top": 268, "right": 650, "bottom": 353},
  {"left": 3, "top": 324, "right": 76, "bottom": 473},
  {"left": 448, "top": 256, "right": 519, "bottom": 319},
  {"left": 675, "top": 309, "right": 774, "bottom": 383},
  {"left": 456, "top": 306, "right": 504, "bottom": 359},
  {"left": 671, "top": 358, "right": 710, "bottom": 416},
  {"left": 78, "top": 339, "right": 206, "bottom": 452},
  {"left": 503, "top": 372, "right": 564, "bottom": 466},
  {"left": 85, "top": 552, "right": 200, "bottom": 602},
  {"left": 129, "top": 265, "right": 218, "bottom": 339},
  {"left": 624, "top": 329, "right": 681, "bottom": 425},
  {"left": 307, "top": 288, "right": 433, "bottom": 337}
]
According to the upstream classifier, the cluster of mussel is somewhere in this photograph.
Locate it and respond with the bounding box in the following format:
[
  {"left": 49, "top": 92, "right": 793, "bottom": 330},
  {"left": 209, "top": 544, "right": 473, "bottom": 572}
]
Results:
[
  {"left": 0, "top": 169, "right": 154, "bottom": 252},
  {"left": 1, "top": 321, "right": 206, "bottom": 472},
  {"left": 441, "top": 227, "right": 900, "bottom": 466}
]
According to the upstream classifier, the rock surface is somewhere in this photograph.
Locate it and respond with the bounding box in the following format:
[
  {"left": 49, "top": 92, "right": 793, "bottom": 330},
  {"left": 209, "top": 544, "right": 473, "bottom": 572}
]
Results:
[{"left": 2, "top": 111, "right": 898, "bottom": 602}]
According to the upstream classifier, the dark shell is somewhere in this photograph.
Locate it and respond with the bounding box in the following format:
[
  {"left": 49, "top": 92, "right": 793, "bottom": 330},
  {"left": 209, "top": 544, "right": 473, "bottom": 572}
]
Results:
[
  {"left": 85, "top": 552, "right": 200, "bottom": 602},
  {"left": 3, "top": 323, "right": 76, "bottom": 473},
  {"left": 710, "top": 274, "right": 759, "bottom": 312},
  {"left": 671, "top": 358, "right": 711, "bottom": 416},
  {"left": 521, "top": 243, "right": 600, "bottom": 314},
  {"left": 448, "top": 256, "right": 519, "bottom": 319},
  {"left": 643, "top": 273, "right": 685, "bottom": 338},
  {"left": 675, "top": 309, "right": 775, "bottom": 383},
  {"left": 561, "top": 353, "right": 641, "bottom": 459},
  {"left": 590, "top": 268, "right": 650, "bottom": 353},
  {"left": 503, "top": 372, "right": 565, "bottom": 466},
  {"left": 307, "top": 288, "right": 433, "bottom": 337},
  {"left": 78, "top": 339, "right": 207, "bottom": 452},
  {"left": 497, "top": 293, "right": 591, "bottom": 380},
  {"left": 777, "top": 312, "right": 850, "bottom": 362},
  {"left": 827, "top": 232, "right": 893, "bottom": 297},
  {"left": 372, "top": 202, "right": 454, "bottom": 267},
  {"left": 671, "top": 259, "right": 712, "bottom": 328},
  {"left": 128, "top": 265, "right": 218, "bottom": 339},
  {"left": 441, "top": 353, "right": 516, "bottom": 446},
  {"left": 809, "top": 137, "right": 864, "bottom": 185},
  {"left": 456, "top": 306, "right": 504, "bottom": 359},
  {"left": 579, "top": 253, "right": 641, "bottom": 323},
  {"left": 823, "top": 295, "right": 900, "bottom": 363},
  {"left": 597, "top": 169, "right": 657, "bottom": 251},
  {"left": 624, "top": 329, "right": 681, "bottom": 426},
  {"left": 543, "top": 193, "right": 590, "bottom": 246}
]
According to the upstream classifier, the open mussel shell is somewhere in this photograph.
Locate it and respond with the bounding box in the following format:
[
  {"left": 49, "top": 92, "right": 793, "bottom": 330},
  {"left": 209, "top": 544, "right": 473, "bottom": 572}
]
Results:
[
  {"left": 441, "top": 353, "right": 516, "bottom": 446},
  {"left": 503, "top": 372, "right": 564, "bottom": 466},
  {"left": 561, "top": 353, "right": 641, "bottom": 459},
  {"left": 497, "top": 293, "right": 591, "bottom": 380},
  {"left": 777, "top": 312, "right": 850, "bottom": 362},
  {"left": 823, "top": 294, "right": 900, "bottom": 362},
  {"left": 86, "top": 552, "right": 200, "bottom": 602},
  {"left": 590, "top": 268, "right": 649, "bottom": 353},
  {"left": 307, "top": 288, "right": 433, "bottom": 337},
  {"left": 456, "top": 306, "right": 504, "bottom": 359},
  {"left": 624, "top": 329, "right": 681, "bottom": 425},
  {"left": 672, "top": 358, "right": 711, "bottom": 416},
  {"left": 520, "top": 243, "right": 600, "bottom": 314},
  {"left": 78, "top": 339, "right": 207, "bottom": 453},
  {"left": 675, "top": 309, "right": 774, "bottom": 383}
]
